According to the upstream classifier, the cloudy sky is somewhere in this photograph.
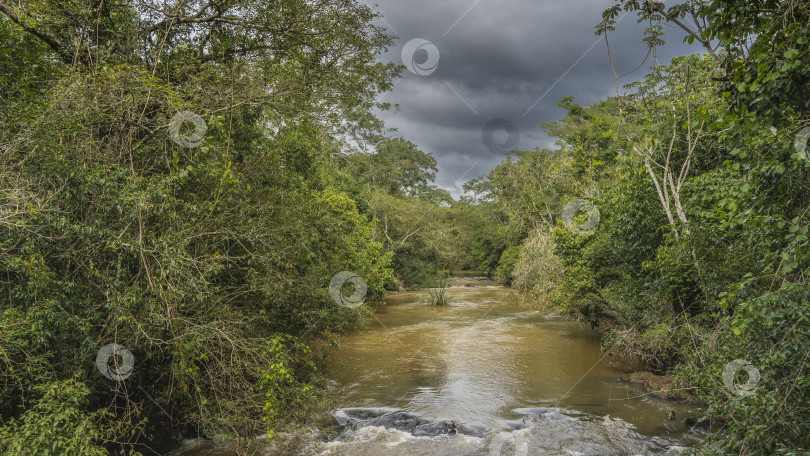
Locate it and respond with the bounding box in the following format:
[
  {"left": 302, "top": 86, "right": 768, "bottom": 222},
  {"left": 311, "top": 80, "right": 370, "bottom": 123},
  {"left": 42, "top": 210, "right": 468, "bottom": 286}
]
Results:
[{"left": 365, "top": 0, "right": 703, "bottom": 198}]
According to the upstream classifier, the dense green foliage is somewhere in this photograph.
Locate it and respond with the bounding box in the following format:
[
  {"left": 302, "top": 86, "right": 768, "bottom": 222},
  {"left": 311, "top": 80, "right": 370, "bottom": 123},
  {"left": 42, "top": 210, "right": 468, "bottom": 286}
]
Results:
[
  {"left": 336, "top": 137, "right": 484, "bottom": 287},
  {"left": 468, "top": 1, "right": 810, "bottom": 454},
  {"left": 0, "top": 0, "right": 428, "bottom": 453},
  {"left": 0, "top": 1, "right": 482, "bottom": 452}
]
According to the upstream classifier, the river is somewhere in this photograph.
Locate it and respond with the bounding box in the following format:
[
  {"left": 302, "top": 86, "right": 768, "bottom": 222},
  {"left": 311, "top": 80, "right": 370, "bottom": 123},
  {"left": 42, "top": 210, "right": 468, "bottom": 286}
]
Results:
[{"left": 173, "top": 273, "right": 706, "bottom": 455}]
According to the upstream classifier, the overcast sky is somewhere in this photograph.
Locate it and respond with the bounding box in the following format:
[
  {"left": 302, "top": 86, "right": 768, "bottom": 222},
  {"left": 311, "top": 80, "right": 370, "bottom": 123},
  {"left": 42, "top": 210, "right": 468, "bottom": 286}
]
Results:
[{"left": 365, "top": 0, "right": 703, "bottom": 198}]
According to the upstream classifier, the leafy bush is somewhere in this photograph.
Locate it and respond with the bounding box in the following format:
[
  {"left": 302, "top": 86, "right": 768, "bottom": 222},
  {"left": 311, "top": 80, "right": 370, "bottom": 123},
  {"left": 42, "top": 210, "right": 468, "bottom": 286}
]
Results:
[
  {"left": 511, "top": 229, "right": 564, "bottom": 308},
  {"left": 678, "top": 282, "right": 810, "bottom": 454},
  {"left": 0, "top": 379, "right": 120, "bottom": 456}
]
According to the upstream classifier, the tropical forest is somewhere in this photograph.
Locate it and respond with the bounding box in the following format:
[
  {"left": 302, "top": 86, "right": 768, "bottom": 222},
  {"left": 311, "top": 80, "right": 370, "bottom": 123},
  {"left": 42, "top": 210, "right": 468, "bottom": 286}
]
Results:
[{"left": 0, "top": 0, "right": 807, "bottom": 455}]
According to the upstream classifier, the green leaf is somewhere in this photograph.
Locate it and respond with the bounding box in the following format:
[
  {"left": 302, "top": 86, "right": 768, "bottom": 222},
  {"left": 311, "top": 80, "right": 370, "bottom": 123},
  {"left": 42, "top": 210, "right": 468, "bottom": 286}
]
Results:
[{"left": 781, "top": 261, "right": 798, "bottom": 275}]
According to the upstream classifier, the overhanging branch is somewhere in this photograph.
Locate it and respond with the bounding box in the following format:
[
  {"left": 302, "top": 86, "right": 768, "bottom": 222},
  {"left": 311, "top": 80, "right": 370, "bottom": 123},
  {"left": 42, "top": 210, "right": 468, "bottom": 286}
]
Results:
[{"left": 0, "top": 0, "right": 75, "bottom": 64}]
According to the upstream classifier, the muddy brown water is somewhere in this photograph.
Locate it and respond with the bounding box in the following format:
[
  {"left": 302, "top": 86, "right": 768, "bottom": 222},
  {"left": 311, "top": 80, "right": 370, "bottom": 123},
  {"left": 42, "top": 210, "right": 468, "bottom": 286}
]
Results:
[{"left": 172, "top": 274, "right": 706, "bottom": 455}]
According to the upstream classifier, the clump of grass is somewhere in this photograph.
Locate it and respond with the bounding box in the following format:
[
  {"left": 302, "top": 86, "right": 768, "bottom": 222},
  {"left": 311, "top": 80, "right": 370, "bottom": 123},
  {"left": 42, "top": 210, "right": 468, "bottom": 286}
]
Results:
[{"left": 424, "top": 271, "right": 454, "bottom": 306}]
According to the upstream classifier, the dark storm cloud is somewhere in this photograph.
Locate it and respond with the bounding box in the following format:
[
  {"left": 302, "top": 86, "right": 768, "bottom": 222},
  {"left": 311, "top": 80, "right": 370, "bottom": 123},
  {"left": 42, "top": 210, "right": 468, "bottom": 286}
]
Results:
[{"left": 367, "top": 0, "right": 703, "bottom": 197}]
